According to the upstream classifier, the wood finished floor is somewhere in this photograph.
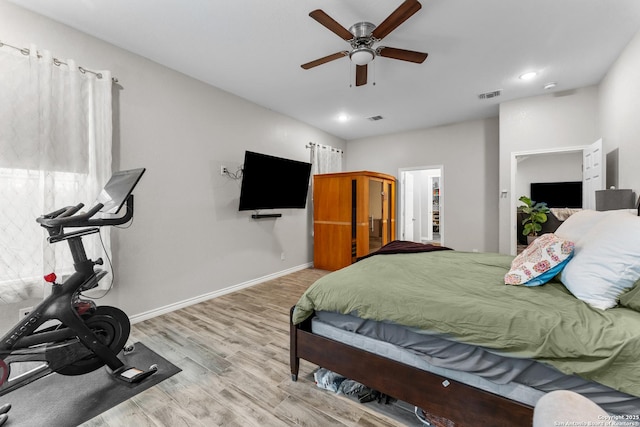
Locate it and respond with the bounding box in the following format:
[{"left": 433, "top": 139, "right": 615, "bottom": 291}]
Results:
[{"left": 80, "top": 268, "right": 415, "bottom": 427}]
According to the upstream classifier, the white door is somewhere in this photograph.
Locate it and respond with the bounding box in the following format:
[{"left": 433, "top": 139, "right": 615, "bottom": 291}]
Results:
[
  {"left": 402, "top": 172, "right": 415, "bottom": 241},
  {"left": 583, "top": 139, "right": 604, "bottom": 210},
  {"left": 399, "top": 166, "right": 443, "bottom": 245}
]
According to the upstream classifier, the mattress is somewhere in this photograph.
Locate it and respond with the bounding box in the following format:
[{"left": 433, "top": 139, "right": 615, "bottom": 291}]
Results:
[
  {"left": 294, "top": 250, "right": 640, "bottom": 400},
  {"left": 312, "top": 311, "right": 640, "bottom": 415}
]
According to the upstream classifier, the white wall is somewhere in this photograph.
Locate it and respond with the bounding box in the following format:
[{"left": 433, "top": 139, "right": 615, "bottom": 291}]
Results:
[
  {"left": 346, "top": 117, "right": 500, "bottom": 253},
  {"left": 599, "top": 28, "right": 640, "bottom": 192},
  {"left": 498, "top": 86, "right": 600, "bottom": 253},
  {"left": 0, "top": 1, "right": 345, "bottom": 318}
]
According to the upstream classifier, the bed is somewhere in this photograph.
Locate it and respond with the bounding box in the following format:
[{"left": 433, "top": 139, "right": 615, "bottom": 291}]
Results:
[{"left": 290, "top": 209, "right": 640, "bottom": 426}]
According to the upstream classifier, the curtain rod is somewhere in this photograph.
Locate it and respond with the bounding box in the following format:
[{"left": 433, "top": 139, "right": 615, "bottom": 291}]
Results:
[
  {"left": 306, "top": 142, "right": 343, "bottom": 154},
  {"left": 0, "top": 40, "right": 119, "bottom": 83}
]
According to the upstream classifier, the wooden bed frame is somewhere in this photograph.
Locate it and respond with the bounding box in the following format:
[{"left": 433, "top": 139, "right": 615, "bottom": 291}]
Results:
[{"left": 290, "top": 307, "right": 533, "bottom": 427}]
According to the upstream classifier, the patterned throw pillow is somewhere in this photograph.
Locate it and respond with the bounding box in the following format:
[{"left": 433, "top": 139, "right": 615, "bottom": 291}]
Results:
[{"left": 505, "top": 233, "right": 575, "bottom": 286}]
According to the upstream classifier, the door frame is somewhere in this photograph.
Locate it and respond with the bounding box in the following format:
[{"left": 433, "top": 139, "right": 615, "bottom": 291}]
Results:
[
  {"left": 509, "top": 144, "right": 599, "bottom": 255},
  {"left": 398, "top": 165, "right": 444, "bottom": 246},
  {"left": 403, "top": 172, "right": 415, "bottom": 241}
]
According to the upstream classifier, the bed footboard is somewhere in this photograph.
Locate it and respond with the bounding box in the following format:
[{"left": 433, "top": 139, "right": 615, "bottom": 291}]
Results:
[{"left": 290, "top": 306, "right": 533, "bottom": 427}]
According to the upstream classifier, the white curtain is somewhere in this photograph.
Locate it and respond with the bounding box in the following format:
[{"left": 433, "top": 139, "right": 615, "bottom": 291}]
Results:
[
  {"left": 0, "top": 44, "right": 113, "bottom": 294},
  {"left": 310, "top": 143, "right": 342, "bottom": 175}
]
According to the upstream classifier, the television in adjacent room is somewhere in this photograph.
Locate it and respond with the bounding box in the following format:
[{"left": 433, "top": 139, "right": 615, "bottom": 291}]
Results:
[
  {"left": 530, "top": 181, "right": 583, "bottom": 208},
  {"left": 238, "top": 151, "right": 312, "bottom": 211}
]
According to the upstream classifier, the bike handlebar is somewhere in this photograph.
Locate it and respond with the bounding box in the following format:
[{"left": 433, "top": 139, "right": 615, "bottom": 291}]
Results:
[
  {"left": 57, "top": 203, "right": 86, "bottom": 219},
  {"left": 36, "top": 194, "right": 135, "bottom": 232}
]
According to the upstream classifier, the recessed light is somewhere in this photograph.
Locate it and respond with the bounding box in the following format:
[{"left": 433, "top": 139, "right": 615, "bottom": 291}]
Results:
[
  {"left": 544, "top": 82, "right": 557, "bottom": 90},
  {"left": 337, "top": 113, "right": 349, "bottom": 123},
  {"left": 519, "top": 71, "right": 538, "bottom": 81}
]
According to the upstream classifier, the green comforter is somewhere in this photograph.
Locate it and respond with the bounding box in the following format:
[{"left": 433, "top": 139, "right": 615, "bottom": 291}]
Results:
[{"left": 293, "top": 251, "right": 640, "bottom": 398}]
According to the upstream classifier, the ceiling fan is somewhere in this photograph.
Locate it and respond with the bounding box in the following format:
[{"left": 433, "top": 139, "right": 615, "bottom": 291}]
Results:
[{"left": 301, "top": 0, "right": 428, "bottom": 87}]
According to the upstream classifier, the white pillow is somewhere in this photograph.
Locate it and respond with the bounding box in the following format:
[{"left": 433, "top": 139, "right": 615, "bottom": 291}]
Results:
[
  {"left": 560, "top": 211, "right": 640, "bottom": 309},
  {"left": 554, "top": 209, "right": 610, "bottom": 245}
]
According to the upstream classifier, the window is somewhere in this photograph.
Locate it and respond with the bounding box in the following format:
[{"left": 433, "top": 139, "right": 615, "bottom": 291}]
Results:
[{"left": 0, "top": 44, "right": 113, "bottom": 294}]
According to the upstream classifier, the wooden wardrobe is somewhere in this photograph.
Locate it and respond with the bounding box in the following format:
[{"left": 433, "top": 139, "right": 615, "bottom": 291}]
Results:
[{"left": 313, "top": 171, "right": 396, "bottom": 271}]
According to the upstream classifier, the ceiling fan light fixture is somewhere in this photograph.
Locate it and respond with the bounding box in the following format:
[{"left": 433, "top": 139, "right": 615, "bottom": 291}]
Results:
[
  {"left": 303, "top": 2, "right": 427, "bottom": 86},
  {"left": 350, "top": 47, "right": 375, "bottom": 66}
]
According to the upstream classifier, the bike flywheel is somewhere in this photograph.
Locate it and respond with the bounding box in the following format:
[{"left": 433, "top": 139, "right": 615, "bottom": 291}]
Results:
[{"left": 52, "top": 306, "right": 130, "bottom": 376}]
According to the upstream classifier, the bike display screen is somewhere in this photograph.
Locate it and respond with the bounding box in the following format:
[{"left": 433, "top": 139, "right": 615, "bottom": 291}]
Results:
[{"left": 95, "top": 168, "right": 146, "bottom": 214}]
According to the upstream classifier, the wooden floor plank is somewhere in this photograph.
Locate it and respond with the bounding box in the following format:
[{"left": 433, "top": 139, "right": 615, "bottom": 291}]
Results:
[{"left": 90, "top": 399, "right": 158, "bottom": 427}]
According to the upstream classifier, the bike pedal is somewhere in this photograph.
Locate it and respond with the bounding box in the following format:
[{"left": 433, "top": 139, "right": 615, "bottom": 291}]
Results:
[{"left": 114, "top": 364, "right": 157, "bottom": 384}]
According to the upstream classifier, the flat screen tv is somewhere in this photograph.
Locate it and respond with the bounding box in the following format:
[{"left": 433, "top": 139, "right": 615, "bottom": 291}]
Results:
[
  {"left": 530, "top": 181, "right": 582, "bottom": 208},
  {"left": 238, "top": 151, "right": 312, "bottom": 211}
]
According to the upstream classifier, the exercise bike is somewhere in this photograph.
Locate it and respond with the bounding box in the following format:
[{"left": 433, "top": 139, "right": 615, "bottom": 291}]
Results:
[{"left": 0, "top": 169, "right": 156, "bottom": 420}]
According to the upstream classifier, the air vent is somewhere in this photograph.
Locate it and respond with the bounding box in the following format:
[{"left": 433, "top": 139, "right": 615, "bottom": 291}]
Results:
[
  {"left": 478, "top": 90, "right": 502, "bottom": 100},
  {"left": 368, "top": 115, "right": 384, "bottom": 121}
]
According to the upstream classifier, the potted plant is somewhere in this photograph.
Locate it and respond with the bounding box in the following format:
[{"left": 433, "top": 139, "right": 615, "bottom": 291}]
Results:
[{"left": 519, "top": 196, "right": 550, "bottom": 244}]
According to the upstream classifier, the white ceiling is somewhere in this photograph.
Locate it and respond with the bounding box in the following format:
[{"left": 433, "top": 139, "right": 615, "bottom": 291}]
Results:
[{"left": 10, "top": 0, "right": 640, "bottom": 141}]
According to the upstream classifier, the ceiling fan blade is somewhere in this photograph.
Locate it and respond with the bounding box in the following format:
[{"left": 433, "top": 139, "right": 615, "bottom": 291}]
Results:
[
  {"left": 377, "top": 46, "right": 428, "bottom": 63},
  {"left": 355, "top": 64, "right": 367, "bottom": 86},
  {"left": 309, "top": 9, "right": 353, "bottom": 41},
  {"left": 301, "top": 51, "right": 349, "bottom": 70},
  {"left": 372, "top": 0, "right": 422, "bottom": 41}
]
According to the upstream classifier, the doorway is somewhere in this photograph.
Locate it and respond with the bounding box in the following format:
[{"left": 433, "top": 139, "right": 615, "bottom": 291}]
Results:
[
  {"left": 399, "top": 166, "right": 443, "bottom": 245},
  {"left": 509, "top": 140, "right": 603, "bottom": 254}
]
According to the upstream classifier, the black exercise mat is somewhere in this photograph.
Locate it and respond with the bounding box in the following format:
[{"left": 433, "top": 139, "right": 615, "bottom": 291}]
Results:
[{"left": 0, "top": 342, "right": 181, "bottom": 427}]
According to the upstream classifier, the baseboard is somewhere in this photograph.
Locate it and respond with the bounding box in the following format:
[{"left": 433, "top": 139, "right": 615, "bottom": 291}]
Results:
[{"left": 128, "top": 262, "right": 313, "bottom": 324}]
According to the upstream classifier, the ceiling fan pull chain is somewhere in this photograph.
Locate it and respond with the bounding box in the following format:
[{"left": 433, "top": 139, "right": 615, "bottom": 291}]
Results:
[{"left": 373, "top": 60, "right": 376, "bottom": 86}]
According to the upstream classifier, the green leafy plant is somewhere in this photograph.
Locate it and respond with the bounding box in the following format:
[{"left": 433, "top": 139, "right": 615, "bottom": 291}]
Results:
[{"left": 519, "top": 196, "right": 550, "bottom": 237}]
